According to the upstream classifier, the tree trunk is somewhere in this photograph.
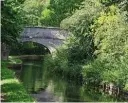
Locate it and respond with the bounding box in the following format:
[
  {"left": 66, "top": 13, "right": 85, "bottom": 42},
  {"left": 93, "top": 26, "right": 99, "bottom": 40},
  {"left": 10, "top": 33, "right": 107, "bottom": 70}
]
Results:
[{"left": 1, "top": 43, "right": 9, "bottom": 60}]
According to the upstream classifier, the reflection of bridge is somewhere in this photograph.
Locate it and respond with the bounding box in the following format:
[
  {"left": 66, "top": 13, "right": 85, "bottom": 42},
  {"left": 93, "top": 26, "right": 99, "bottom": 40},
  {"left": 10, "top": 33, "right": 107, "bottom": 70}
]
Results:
[{"left": 20, "top": 27, "right": 69, "bottom": 53}]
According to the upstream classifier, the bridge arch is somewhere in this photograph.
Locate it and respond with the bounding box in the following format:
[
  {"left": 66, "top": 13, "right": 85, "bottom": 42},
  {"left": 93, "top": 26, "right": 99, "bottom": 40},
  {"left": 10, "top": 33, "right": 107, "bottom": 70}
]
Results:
[
  {"left": 20, "top": 27, "right": 68, "bottom": 53},
  {"left": 22, "top": 40, "right": 56, "bottom": 53},
  {"left": 22, "top": 41, "right": 51, "bottom": 54}
]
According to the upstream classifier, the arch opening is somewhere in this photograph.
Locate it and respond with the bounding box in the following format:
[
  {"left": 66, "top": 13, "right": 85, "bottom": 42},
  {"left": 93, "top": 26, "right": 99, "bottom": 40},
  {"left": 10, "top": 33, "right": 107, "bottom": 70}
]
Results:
[
  {"left": 10, "top": 41, "right": 51, "bottom": 55},
  {"left": 21, "top": 41, "right": 51, "bottom": 55}
]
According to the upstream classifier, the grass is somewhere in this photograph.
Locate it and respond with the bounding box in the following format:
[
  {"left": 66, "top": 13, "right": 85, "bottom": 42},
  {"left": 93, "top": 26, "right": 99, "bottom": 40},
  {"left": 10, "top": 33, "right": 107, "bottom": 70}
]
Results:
[
  {"left": 1, "top": 62, "right": 35, "bottom": 102},
  {"left": 1, "top": 56, "right": 22, "bottom": 66},
  {"left": 9, "top": 56, "right": 22, "bottom": 64}
]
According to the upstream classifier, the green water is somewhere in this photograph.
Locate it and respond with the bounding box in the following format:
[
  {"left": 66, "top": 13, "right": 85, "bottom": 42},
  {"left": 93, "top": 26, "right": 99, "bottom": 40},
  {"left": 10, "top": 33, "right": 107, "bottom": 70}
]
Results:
[{"left": 18, "top": 60, "right": 122, "bottom": 102}]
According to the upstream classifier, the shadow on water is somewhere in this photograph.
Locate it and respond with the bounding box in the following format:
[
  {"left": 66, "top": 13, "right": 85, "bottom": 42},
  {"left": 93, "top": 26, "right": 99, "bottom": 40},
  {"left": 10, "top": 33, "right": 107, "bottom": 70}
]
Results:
[{"left": 15, "top": 60, "right": 126, "bottom": 102}]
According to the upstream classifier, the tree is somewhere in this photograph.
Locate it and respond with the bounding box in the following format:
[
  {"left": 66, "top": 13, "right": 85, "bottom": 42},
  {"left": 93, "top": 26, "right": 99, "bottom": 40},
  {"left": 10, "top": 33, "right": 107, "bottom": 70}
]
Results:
[
  {"left": 1, "top": 0, "right": 25, "bottom": 45},
  {"left": 45, "top": 0, "right": 128, "bottom": 89},
  {"left": 40, "top": 0, "right": 84, "bottom": 26},
  {"left": 1, "top": 0, "right": 25, "bottom": 60},
  {"left": 22, "top": 0, "right": 47, "bottom": 26}
]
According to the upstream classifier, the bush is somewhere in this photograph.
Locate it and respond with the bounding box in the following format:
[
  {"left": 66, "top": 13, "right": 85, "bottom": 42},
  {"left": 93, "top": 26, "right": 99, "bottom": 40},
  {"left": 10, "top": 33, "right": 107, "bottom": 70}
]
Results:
[
  {"left": 82, "top": 56, "right": 128, "bottom": 88},
  {"left": 43, "top": 47, "right": 82, "bottom": 79}
]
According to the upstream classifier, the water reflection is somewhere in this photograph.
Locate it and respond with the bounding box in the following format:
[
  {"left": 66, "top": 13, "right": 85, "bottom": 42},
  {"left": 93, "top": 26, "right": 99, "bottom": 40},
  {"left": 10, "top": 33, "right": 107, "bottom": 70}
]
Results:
[
  {"left": 20, "top": 60, "right": 46, "bottom": 93},
  {"left": 18, "top": 60, "right": 122, "bottom": 102}
]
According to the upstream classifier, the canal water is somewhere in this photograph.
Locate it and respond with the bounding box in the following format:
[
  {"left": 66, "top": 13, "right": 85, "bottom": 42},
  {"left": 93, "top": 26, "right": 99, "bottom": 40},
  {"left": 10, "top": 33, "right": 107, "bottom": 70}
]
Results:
[{"left": 16, "top": 60, "right": 122, "bottom": 102}]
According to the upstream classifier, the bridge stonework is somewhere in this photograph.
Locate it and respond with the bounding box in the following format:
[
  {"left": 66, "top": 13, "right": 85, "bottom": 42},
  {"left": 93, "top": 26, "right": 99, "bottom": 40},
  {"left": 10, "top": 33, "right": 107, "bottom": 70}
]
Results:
[{"left": 20, "top": 27, "right": 68, "bottom": 53}]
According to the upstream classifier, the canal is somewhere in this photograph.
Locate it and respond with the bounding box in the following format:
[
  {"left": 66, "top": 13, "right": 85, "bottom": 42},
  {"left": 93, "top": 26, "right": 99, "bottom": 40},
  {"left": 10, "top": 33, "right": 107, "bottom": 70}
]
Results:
[{"left": 15, "top": 59, "right": 123, "bottom": 102}]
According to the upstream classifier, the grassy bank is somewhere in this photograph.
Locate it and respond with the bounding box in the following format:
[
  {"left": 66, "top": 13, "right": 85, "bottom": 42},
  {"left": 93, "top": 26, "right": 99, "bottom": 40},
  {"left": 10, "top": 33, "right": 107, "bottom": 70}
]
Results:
[
  {"left": 1, "top": 61, "right": 35, "bottom": 102},
  {"left": 2, "top": 56, "right": 22, "bottom": 66}
]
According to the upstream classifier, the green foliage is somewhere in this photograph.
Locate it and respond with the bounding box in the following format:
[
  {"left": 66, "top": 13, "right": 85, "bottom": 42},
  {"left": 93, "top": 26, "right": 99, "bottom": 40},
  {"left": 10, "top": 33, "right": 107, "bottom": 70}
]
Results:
[
  {"left": 1, "top": 62, "right": 34, "bottom": 102},
  {"left": 1, "top": 0, "right": 25, "bottom": 46},
  {"left": 40, "top": 0, "right": 84, "bottom": 26},
  {"left": 100, "top": 0, "right": 120, "bottom": 6},
  {"left": 8, "top": 56, "right": 22, "bottom": 64},
  {"left": 61, "top": 0, "right": 102, "bottom": 62},
  {"left": 43, "top": 47, "right": 82, "bottom": 79},
  {"left": 2, "top": 58, "right": 22, "bottom": 65},
  {"left": 22, "top": 0, "right": 47, "bottom": 26},
  {"left": 43, "top": 0, "right": 128, "bottom": 90},
  {"left": 81, "top": 0, "right": 128, "bottom": 87},
  {"left": 124, "top": 83, "right": 128, "bottom": 91},
  {"left": 82, "top": 57, "right": 128, "bottom": 86},
  {"left": 40, "top": 8, "right": 56, "bottom": 26},
  {"left": 1, "top": 64, "right": 15, "bottom": 80},
  {"left": 93, "top": 6, "right": 128, "bottom": 59}
]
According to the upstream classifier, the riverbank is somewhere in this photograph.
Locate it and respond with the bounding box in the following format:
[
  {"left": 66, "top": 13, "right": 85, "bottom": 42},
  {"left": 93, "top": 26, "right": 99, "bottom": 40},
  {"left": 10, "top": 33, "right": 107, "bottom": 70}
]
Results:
[
  {"left": 43, "top": 54, "right": 128, "bottom": 101},
  {"left": 9, "top": 55, "right": 44, "bottom": 60},
  {"left": 1, "top": 61, "right": 35, "bottom": 102}
]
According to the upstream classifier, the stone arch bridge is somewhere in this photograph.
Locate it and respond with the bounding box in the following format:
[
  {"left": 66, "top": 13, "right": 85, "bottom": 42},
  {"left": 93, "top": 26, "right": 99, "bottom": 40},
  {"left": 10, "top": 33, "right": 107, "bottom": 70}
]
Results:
[{"left": 20, "top": 27, "right": 69, "bottom": 53}]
